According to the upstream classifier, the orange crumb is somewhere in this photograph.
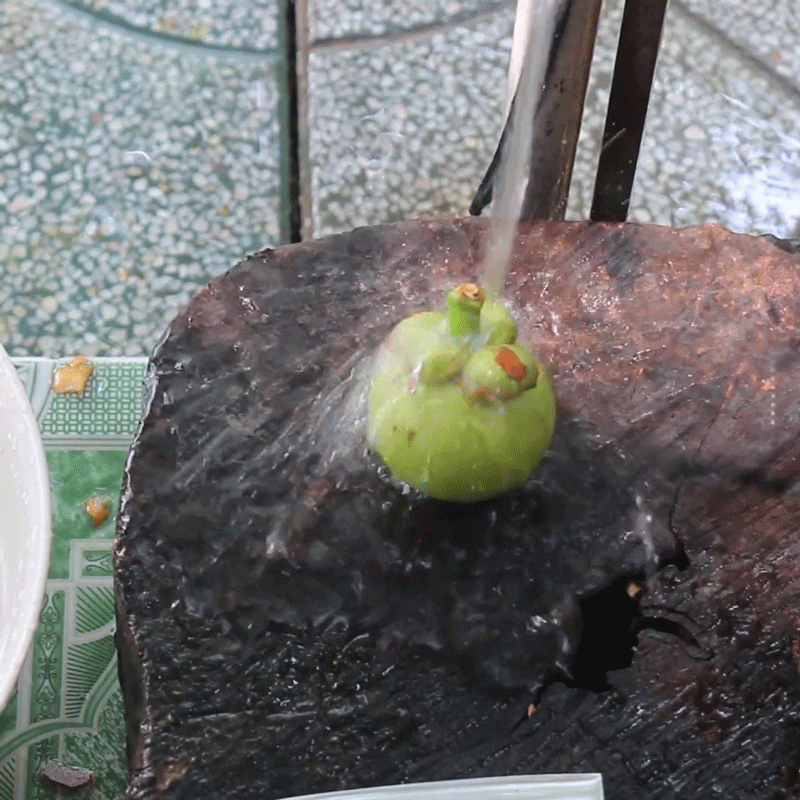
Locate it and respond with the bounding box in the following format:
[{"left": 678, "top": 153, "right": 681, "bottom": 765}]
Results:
[
  {"left": 84, "top": 497, "right": 110, "bottom": 527},
  {"left": 626, "top": 581, "right": 644, "bottom": 600},
  {"left": 52, "top": 356, "right": 93, "bottom": 394}
]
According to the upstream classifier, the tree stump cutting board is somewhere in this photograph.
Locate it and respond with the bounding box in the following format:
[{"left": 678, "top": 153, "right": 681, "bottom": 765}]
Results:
[{"left": 115, "top": 218, "right": 800, "bottom": 800}]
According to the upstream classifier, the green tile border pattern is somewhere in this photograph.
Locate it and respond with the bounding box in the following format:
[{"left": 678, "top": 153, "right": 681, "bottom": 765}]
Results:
[
  {"left": 13, "top": 359, "right": 148, "bottom": 449},
  {"left": 0, "top": 358, "right": 147, "bottom": 800}
]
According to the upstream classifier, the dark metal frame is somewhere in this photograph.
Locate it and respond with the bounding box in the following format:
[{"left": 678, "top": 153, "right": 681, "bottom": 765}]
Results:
[{"left": 471, "top": 0, "right": 669, "bottom": 224}]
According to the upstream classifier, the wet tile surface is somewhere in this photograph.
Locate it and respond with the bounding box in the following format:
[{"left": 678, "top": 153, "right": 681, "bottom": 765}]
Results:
[
  {"left": 676, "top": 0, "right": 800, "bottom": 90},
  {"left": 1, "top": 0, "right": 284, "bottom": 358},
  {"left": 307, "top": 0, "right": 510, "bottom": 42},
  {"left": 567, "top": 0, "right": 800, "bottom": 236},
  {"left": 3, "top": 0, "right": 800, "bottom": 359},
  {"left": 629, "top": 1, "right": 800, "bottom": 236},
  {"left": 57, "top": 0, "right": 280, "bottom": 51},
  {"left": 305, "top": 0, "right": 800, "bottom": 241},
  {"left": 305, "top": 7, "right": 514, "bottom": 238}
]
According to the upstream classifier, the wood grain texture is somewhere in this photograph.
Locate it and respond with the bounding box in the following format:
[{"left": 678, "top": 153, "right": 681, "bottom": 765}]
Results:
[{"left": 115, "top": 218, "right": 800, "bottom": 800}]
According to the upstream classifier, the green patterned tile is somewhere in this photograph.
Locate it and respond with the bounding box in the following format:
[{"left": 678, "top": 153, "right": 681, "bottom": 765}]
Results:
[
  {"left": 75, "top": 586, "right": 115, "bottom": 634},
  {"left": 79, "top": 552, "right": 115, "bottom": 580},
  {"left": 0, "top": 569, "right": 125, "bottom": 800},
  {"left": 0, "top": 541, "right": 125, "bottom": 799},
  {"left": 13, "top": 358, "right": 148, "bottom": 449},
  {"left": 45, "top": 450, "right": 127, "bottom": 581},
  {"left": 26, "top": 739, "right": 59, "bottom": 800},
  {"left": 40, "top": 360, "right": 147, "bottom": 443},
  {"left": 0, "top": 360, "right": 143, "bottom": 798},
  {"left": 60, "top": 692, "right": 127, "bottom": 800},
  {"left": 0, "top": 756, "right": 14, "bottom": 797},
  {"left": 0, "top": 699, "right": 16, "bottom": 756},
  {"left": 25, "top": 592, "right": 64, "bottom": 800},
  {"left": 29, "top": 594, "right": 65, "bottom": 726}
]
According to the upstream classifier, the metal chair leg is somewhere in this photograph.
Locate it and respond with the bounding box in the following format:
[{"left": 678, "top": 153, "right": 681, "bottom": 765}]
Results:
[
  {"left": 590, "top": 0, "right": 669, "bottom": 222},
  {"left": 471, "top": 0, "right": 667, "bottom": 225}
]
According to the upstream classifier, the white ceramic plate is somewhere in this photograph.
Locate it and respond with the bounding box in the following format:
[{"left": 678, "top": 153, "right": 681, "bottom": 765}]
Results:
[
  {"left": 0, "top": 344, "right": 52, "bottom": 712},
  {"left": 285, "top": 775, "right": 604, "bottom": 800}
]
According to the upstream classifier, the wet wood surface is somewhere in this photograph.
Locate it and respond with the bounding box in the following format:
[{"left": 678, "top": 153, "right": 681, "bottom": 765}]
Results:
[{"left": 115, "top": 218, "right": 800, "bottom": 799}]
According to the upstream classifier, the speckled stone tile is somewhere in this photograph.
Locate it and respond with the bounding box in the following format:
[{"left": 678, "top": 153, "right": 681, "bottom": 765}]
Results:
[
  {"left": 676, "top": 0, "right": 800, "bottom": 93},
  {"left": 567, "top": 0, "right": 800, "bottom": 238},
  {"left": 630, "top": 2, "right": 800, "bottom": 236},
  {"left": 307, "top": 0, "right": 510, "bottom": 42},
  {"left": 0, "top": 0, "right": 284, "bottom": 358},
  {"left": 305, "top": 8, "right": 514, "bottom": 238},
  {"left": 305, "top": 0, "right": 800, "bottom": 241},
  {"left": 56, "top": 0, "right": 280, "bottom": 51}
]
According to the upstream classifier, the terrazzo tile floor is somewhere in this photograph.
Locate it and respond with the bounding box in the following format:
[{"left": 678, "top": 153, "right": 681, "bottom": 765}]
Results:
[
  {"left": 1, "top": 0, "right": 285, "bottom": 358},
  {"left": 2, "top": 0, "right": 800, "bottom": 358}
]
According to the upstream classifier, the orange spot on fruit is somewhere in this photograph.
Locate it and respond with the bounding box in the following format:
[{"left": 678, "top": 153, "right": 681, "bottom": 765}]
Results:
[{"left": 495, "top": 347, "right": 527, "bottom": 382}]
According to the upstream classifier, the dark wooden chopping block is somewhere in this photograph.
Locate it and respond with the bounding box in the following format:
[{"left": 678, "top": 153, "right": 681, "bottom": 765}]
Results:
[{"left": 115, "top": 218, "right": 800, "bottom": 800}]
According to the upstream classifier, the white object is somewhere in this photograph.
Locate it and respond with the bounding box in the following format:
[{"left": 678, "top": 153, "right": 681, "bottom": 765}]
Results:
[
  {"left": 285, "top": 774, "right": 604, "bottom": 800},
  {"left": 0, "top": 344, "right": 52, "bottom": 712}
]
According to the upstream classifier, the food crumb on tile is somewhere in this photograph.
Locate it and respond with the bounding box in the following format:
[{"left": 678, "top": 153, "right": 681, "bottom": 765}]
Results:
[
  {"left": 52, "top": 356, "right": 93, "bottom": 394},
  {"left": 84, "top": 496, "right": 110, "bottom": 527},
  {"left": 39, "top": 760, "right": 94, "bottom": 790}
]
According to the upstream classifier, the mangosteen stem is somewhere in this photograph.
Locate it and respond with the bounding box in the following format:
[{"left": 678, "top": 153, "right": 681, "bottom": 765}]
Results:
[{"left": 447, "top": 283, "right": 484, "bottom": 337}]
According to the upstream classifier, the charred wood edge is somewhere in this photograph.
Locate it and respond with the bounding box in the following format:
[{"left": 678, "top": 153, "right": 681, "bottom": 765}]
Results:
[
  {"left": 761, "top": 234, "right": 800, "bottom": 256},
  {"left": 636, "top": 605, "right": 713, "bottom": 661},
  {"left": 113, "top": 222, "right": 800, "bottom": 779},
  {"left": 115, "top": 577, "right": 146, "bottom": 777}
]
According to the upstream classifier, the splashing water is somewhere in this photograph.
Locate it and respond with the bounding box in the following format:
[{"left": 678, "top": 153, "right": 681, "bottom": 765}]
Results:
[{"left": 480, "top": 0, "right": 560, "bottom": 296}]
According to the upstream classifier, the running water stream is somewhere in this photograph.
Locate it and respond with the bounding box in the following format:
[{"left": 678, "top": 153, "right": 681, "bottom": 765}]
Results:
[{"left": 480, "top": 0, "right": 559, "bottom": 296}]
